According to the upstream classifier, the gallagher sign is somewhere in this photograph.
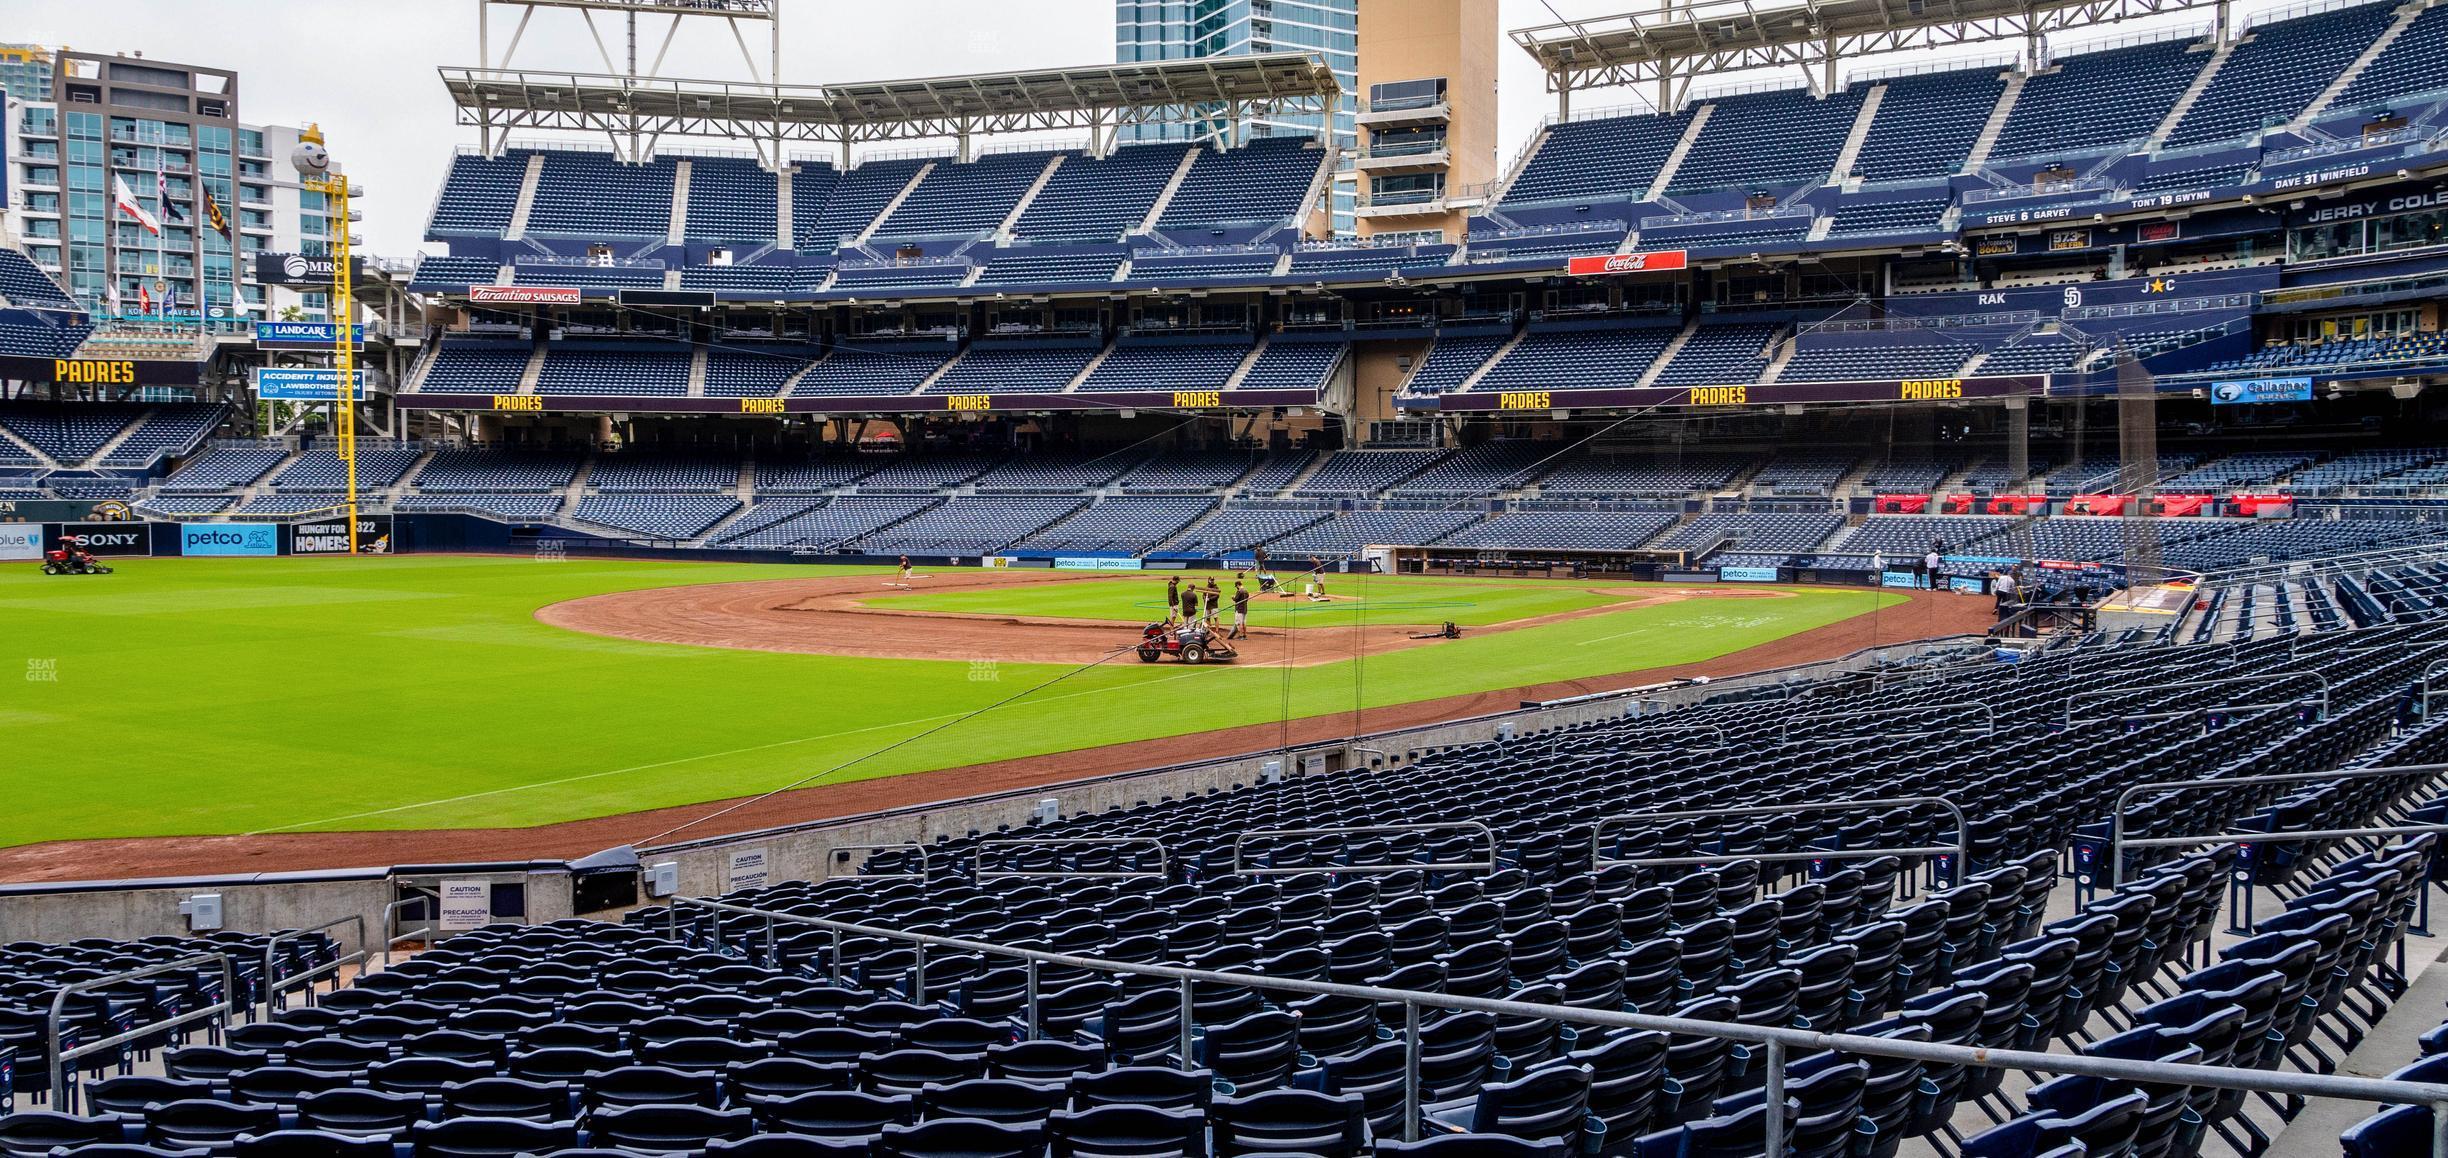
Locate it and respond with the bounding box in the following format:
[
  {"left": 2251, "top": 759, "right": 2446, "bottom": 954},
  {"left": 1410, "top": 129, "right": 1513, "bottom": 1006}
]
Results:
[
  {"left": 1568, "top": 250, "right": 1689, "bottom": 276},
  {"left": 2210, "top": 377, "right": 2315, "bottom": 405}
]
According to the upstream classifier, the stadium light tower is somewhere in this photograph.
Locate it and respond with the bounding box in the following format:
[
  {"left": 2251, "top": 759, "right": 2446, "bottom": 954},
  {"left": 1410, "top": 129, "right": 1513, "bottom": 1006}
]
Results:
[{"left": 291, "top": 124, "right": 365, "bottom": 554}]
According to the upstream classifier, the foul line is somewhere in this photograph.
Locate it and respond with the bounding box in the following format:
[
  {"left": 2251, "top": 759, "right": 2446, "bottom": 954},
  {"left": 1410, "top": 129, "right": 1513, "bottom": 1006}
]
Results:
[{"left": 247, "top": 665, "right": 1222, "bottom": 834}]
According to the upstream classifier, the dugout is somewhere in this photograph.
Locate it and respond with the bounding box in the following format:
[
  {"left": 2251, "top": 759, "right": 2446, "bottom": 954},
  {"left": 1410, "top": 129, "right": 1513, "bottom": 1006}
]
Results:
[{"left": 1388, "top": 543, "right": 1706, "bottom": 581}]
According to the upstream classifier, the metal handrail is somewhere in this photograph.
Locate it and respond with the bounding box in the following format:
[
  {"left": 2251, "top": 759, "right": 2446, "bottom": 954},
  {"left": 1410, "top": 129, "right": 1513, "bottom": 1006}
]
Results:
[
  {"left": 825, "top": 842, "right": 937, "bottom": 880},
  {"left": 48, "top": 952, "right": 237, "bottom": 1114},
  {"left": 670, "top": 896, "right": 2448, "bottom": 1154},
  {"left": 2107, "top": 763, "right": 2448, "bottom": 887},
  {"left": 974, "top": 837, "right": 1171, "bottom": 880},
  {"left": 2107, "top": 697, "right": 2325, "bottom": 725},
  {"left": 2065, "top": 671, "right": 2331, "bottom": 724},
  {"left": 1591, "top": 796, "right": 1971, "bottom": 874},
  {"left": 1776, "top": 701, "right": 1996, "bottom": 739},
  {"left": 1230, "top": 822, "right": 1498, "bottom": 876},
  {"left": 263, "top": 915, "right": 369, "bottom": 1013},
  {"left": 381, "top": 896, "right": 437, "bottom": 967}
]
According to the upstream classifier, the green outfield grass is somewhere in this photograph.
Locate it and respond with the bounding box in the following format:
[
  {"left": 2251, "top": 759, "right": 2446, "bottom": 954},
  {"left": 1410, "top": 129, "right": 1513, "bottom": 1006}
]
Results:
[
  {"left": 869, "top": 573, "right": 1624, "bottom": 627},
  {"left": 0, "top": 557, "right": 1900, "bottom": 846}
]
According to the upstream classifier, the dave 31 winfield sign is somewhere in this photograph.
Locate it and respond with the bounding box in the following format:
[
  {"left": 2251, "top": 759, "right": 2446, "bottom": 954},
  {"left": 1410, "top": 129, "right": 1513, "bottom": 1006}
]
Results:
[{"left": 1567, "top": 250, "right": 1690, "bottom": 276}]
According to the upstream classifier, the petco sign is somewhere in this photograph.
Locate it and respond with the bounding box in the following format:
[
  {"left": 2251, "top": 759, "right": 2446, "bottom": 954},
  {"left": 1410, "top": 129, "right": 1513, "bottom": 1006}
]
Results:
[
  {"left": 180, "top": 523, "right": 280, "bottom": 557},
  {"left": 1567, "top": 250, "right": 1688, "bottom": 276}
]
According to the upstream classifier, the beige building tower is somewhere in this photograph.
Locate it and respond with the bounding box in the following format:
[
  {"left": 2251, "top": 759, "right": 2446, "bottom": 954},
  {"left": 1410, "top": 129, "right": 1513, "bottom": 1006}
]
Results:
[{"left": 1350, "top": 0, "right": 1499, "bottom": 242}]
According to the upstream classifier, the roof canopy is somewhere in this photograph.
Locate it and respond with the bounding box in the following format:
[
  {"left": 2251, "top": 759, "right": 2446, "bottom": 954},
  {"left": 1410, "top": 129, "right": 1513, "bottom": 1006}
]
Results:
[
  {"left": 443, "top": 53, "right": 1342, "bottom": 158},
  {"left": 1512, "top": 0, "right": 2223, "bottom": 94}
]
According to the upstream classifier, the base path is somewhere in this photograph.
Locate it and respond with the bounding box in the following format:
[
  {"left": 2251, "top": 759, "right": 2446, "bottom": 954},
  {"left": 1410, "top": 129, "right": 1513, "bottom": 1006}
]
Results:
[
  {"left": 0, "top": 580, "right": 1994, "bottom": 883},
  {"left": 538, "top": 569, "right": 1808, "bottom": 667}
]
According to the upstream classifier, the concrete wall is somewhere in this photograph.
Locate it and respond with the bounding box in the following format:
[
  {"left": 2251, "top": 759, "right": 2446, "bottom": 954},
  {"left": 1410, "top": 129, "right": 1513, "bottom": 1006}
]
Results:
[
  {"left": 1349, "top": 340, "right": 1431, "bottom": 438},
  {"left": 0, "top": 868, "right": 575, "bottom": 950}
]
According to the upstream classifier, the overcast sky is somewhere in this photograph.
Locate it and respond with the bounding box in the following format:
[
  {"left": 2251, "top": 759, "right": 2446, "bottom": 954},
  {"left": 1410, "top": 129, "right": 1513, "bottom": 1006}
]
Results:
[{"left": 8, "top": 0, "right": 2305, "bottom": 257}]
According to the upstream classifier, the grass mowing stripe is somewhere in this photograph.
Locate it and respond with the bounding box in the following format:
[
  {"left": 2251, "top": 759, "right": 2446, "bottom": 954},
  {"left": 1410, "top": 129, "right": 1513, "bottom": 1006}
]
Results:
[{"left": 0, "top": 557, "right": 1895, "bottom": 843}]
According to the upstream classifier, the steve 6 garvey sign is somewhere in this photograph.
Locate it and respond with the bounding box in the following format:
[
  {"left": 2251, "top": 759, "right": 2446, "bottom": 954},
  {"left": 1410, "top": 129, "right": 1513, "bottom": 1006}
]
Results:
[{"left": 1567, "top": 250, "right": 1689, "bottom": 276}]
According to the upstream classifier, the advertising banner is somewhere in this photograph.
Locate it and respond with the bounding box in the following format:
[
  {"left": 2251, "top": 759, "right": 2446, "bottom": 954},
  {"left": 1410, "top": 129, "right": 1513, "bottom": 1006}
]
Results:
[
  {"left": 179, "top": 523, "right": 280, "bottom": 560},
  {"left": 438, "top": 880, "right": 492, "bottom": 931},
  {"left": 180, "top": 523, "right": 280, "bottom": 557},
  {"left": 254, "top": 321, "right": 365, "bottom": 350},
  {"left": 1567, "top": 250, "right": 1689, "bottom": 276},
  {"left": 1949, "top": 575, "right": 1989, "bottom": 595},
  {"left": 0, "top": 498, "right": 131, "bottom": 523},
  {"left": 468, "top": 285, "right": 580, "bottom": 305},
  {"left": 0, "top": 525, "right": 40, "bottom": 561},
  {"left": 255, "top": 366, "right": 371, "bottom": 400},
  {"left": 1720, "top": 566, "right": 1779, "bottom": 582},
  {"left": 2210, "top": 377, "right": 2315, "bottom": 405},
  {"left": 48, "top": 523, "right": 155, "bottom": 555},
  {"left": 255, "top": 252, "right": 367, "bottom": 287},
  {"left": 289, "top": 514, "right": 393, "bottom": 555},
  {"left": 1055, "top": 556, "right": 1144, "bottom": 571},
  {"left": 1881, "top": 570, "right": 1923, "bottom": 588}
]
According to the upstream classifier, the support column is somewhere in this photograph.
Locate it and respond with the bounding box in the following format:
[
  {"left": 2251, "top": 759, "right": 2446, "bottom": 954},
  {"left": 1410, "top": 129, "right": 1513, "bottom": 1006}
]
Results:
[{"left": 2005, "top": 395, "right": 2030, "bottom": 486}]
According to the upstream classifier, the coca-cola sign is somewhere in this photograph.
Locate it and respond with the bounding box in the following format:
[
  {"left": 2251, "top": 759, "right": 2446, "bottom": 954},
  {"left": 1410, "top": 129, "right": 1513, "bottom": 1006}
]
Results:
[{"left": 1566, "top": 250, "right": 1689, "bottom": 276}]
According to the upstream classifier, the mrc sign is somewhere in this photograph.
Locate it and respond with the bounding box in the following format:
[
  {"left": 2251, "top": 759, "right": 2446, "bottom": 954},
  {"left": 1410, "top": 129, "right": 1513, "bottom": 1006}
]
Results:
[{"left": 1568, "top": 250, "right": 1689, "bottom": 276}]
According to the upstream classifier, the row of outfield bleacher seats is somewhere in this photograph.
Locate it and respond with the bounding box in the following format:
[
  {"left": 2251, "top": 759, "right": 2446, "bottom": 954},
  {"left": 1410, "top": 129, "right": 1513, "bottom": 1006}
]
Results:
[{"left": 423, "top": 139, "right": 1330, "bottom": 257}]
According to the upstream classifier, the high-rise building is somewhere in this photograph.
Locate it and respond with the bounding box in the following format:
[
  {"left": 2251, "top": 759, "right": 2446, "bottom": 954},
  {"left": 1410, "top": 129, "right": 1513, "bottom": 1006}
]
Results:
[
  {"left": 1116, "top": 0, "right": 1359, "bottom": 230},
  {"left": 4, "top": 50, "right": 338, "bottom": 321},
  {"left": 0, "top": 44, "right": 53, "bottom": 102},
  {"left": 1351, "top": 0, "right": 1496, "bottom": 242}
]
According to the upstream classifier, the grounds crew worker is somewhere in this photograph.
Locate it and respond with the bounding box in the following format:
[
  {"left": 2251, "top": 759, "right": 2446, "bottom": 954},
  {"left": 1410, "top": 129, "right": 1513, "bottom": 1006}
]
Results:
[
  {"left": 1181, "top": 583, "right": 1202, "bottom": 625},
  {"left": 1231, "top": 581, "right": 1251, "bottom": 638},
  {"left": 1203, "top": 577, "right": 1221, "bottom": 621},
  {"left": 1165, "top": 575, "right": 1182, "bottom": 624}
]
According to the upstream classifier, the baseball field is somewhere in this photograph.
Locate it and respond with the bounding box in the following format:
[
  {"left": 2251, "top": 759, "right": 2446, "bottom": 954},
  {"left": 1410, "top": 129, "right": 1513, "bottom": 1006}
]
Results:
[{"left": 1, "top": 555, "right": 1945, "bottom": 856}]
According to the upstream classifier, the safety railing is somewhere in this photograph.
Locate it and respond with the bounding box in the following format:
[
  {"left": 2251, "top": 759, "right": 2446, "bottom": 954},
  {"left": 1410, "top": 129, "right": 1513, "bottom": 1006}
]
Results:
[
  {"left": 263, "top": 914, "right": 368, "bottom": 1014},
  {"left": 974, "top": 837, "right": 1171, "bottom": 881},
  {"left": 669, "top": 895, "right": 2448, "bottom": 1153},
  {"left": 2107, "top": 763, "right": 2448, "bottom": 888},
  {"left": 1230, "top": 822, "right": 1498, "bottom": 877},
  {"left": 1591, "top": 796, "right": 1970, "bottom": 878},
  {"left": 2419, "top": 658, "right": 2448, "bottom": 717},
  {"left": 381, "top": 896, "right": 437, "bottom": 967},
  {"left": 824, "top": 842, "right": 937, "bottom": 880},
  {"left": 2065, "top": 671, "right": 2331, "bottom": 724},
  {"left": 1775, "top": 701, "right": 1995, "bottom": 740},
  {"left": 48, "top": 953, "right": 238, "bottom": 1115}
]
